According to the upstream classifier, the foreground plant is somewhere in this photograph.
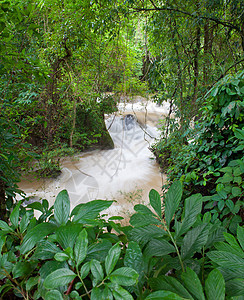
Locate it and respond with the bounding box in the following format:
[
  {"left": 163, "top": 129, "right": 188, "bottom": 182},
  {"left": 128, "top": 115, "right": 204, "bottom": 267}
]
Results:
[{"left": 0, "top": 183, "right": 243, "bottom": 299}]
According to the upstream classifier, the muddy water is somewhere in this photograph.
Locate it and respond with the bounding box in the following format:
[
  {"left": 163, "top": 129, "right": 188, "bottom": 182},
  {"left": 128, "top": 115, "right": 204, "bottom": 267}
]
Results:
[{"left": 19, "top": 99, "right": 169, "bottom": 220}]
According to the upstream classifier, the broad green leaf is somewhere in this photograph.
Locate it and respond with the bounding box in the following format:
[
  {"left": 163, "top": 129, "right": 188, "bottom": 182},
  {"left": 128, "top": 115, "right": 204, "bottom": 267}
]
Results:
[
  {"left": 181, "top": 224, "right": 209, "bottom": 259},
  {"left": 224, "top": 232, "right": 243, "bottom": 253},
  {"left": 108, "top": 283, "right": 133, "bottom": 300},
  {"left": 181, "top": 267, "right": 205, "bottom": 300},
  {"left": 145, "top": 290, "right": 184, "bottom": 300},
  {"left": 105, "top": 242, "right": 121, "bottom": 275},
  {"left": 226, "top": 278, "right": 244, "bottom": 297},
  {"left": 0, "top": 220, "right": 14, "bottom": 233},
  {"left": 165, "top": 181, "right": 183, "bottom": 226},
  {"left": 101, "top": 286, "right": 113, "bottom": 300},
  {"left": 10, "top": 201, "right": 21, "bottom": 228},
  {"left": 205, "top": 225, "right": 226, "bottom": 248},
  {"left": 91, "top": 287, "right": 103, "bottom": 300},
  {"left": 56, "top": 223, "right": 83, "bottom": 249},
  {"left": 43, "top": 268, "right": 76, "bottom": 289},
  {"left": 207, "top": 251, "right": 244, "bottom": 277},
  {"left": 149, "top": 189, "right": 162, "bottom": 218},
  {"left": 148, "top": 276, "right": 193, "bottom": 299},
  {"left": 39, "top": 261, "right": 67, "bottom": 279},
  {"left": 12, "top": 261, "right": 33, "bottom": 278},
  {"left": 214, "top": 242, "right": 244, "bottom": 258},
  {"left": 27, "top": 202, "right": 44, "bottom": 212},
  {"left": 134, "top": 204, "right": 155, "bottom": 216},
  {"left": 45, "top": 290, "right": 63, "bottom": 300},
  {"left": 130, "top": 213, "right": 161, "bottom": 227},
  {"left": 54, "top": 252, "right": 69, "bottom": 262},
  {"left": 144, "top": 238, "right": 175, "bottom": 257},
  {"left": 128, "top": 225, "right": 166, "bottom": 247},
  {"left": 26, "top": 276, "right": 39, "bottom": 291},
  {"left": 109, "top": 267, "right": 138, "bottom": 286},
  {"left": 20, "top": 223, "right": 57, "bottom": 254},
  {"left": 54, "top": 190, "right": 70, "bottom": 225},
  {"left": 237, "top": 225, "right": 244, "bottom": 250},
  {"left": 87, "top": 239, "right": 112, "bottom": 262},
  {"left": 124, "top": 241, "right": 144, "bottom": 282},
  {"left": 177, "top": 194, "right": 202, "bottom": 237},
  {"left": 234, "top": 129, "right": 244, "bottom": 140},
  {"left": 19, "top": 213, "right": 30, "bottom": 233},
  {"left": 205, "top": 269, "right": 225, "bottom": 300},
  {"left": 232, "top": 187, "right": 242, "bottom": 197},
  {"left": 90, "top": 259, "right": 104, "bottom": 283},
  {"left": 32, "top": 240, "right": 61, "bottom": 260},
  {"left": 74, "top": 229, "right": 88, "bottom": 267},
  {"left": 72, "top": 200, "right": 113, "bottom": 223},
  {"left": 80, "top": 261, "right": 90, "bottom": 279},
  {"left": 0, "top": 235, "right": 5, "bottom": 252}
]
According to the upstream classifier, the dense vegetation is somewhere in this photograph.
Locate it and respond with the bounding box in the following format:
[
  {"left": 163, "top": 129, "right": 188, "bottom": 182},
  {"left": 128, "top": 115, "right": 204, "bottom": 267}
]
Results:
[{"left": 0, "top": 0, "right": 243, "bottom": 299}]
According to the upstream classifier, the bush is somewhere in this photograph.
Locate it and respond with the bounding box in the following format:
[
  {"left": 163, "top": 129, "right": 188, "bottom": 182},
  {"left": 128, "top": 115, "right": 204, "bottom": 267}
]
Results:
[{"left": 1, "top": 183, "right": 243, "bottom": 299}]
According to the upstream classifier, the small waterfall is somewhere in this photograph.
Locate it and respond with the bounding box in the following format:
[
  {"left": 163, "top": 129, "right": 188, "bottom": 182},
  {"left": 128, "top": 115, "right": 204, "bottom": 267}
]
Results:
[{"left": 19, "top": 99, "right": 169, "bottom": 220}]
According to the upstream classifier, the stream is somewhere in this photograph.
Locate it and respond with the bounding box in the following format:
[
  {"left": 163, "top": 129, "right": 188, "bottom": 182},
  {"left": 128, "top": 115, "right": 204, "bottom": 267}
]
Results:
[{"left": 19, "top": 97, "right": 169, "bottom": 221}]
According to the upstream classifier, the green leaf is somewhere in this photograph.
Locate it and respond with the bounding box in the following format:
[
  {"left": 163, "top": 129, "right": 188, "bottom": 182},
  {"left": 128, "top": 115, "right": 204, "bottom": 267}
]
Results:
[
  {"left": 91, "top": 259, "right": 104, "bottom": 284},
  {"left": 72, "top": 200, "right": 113, "bottom": 223},
  {"left": 145, "top": 290, "right": 184, "bottom": 300},
  {"left": 80, "top": 261, "right": 90, "bottom": 279},
  {"left": 54, "top": 190, "right": 70, "bottom": 225},
  {"left": 130, "top": 213, "right": 161, "bottom": 227},
  {"left": 237, "top": 225, "right": 244, "bottom": 250},
  {"left": 74, "top": 229, "right": 88, "bottom": 267},
  {"left": 165, "top": 181, "right": 183, "bottom": 226},
  {"left": 12, "top": 262, "right": 33, "bottom": 279},
  {"left": 144, "top": 238, "right": 175, "bottom": 257},
  {"left": 56, "top": 223, "right": 83, "bottom": 249},
  {"left": 87, "top": 239, "right": 112, "bottom": 262},
  {"left": 32, "top": 240, "right": 61, "bottom": 260},
  {"left": 10, "top": 201, "right": 21, "bottom": 228},
  {"left": 91, "top": 287, "right": 102, "bottom": 300},
  {"left": 234, "top": 129, "right": 244, "bottom": 140},
  {"left": 207, "top": 251, "right": 244, "bottom": 277},
  {"left": 181, "top": 224, "right": 209, "bottom": 259},
  {"left": 101, "top": 286, "right": 113, "bottom": 300},
  {"left": 181, "top": 267, "right": 205, "bottom": 300},
  {"left": 26, "top": 276, "right": 39, "bottom": 291},
  {"left": 232, "top": 187, "right": 242, "bottom": 197},
  {"left": 108, "top": 283, "right": 133, "bottom": 300},
  {"left": 128, "top": 225, "right": 166, "bottom": 247},
  {"left": 43, "top": 268, "right": 76, "bottom": 289},
  {"left": 45, "top": 290, "right": 63, "bottom": 300},
  {"left": 105, "top": 242, "right": 121, "bottom": 275},
  {"left": 226, "top": 278, "right": 244, "bottom": 297},
  {"left": 109, "top": 267, "right": 138, "bottom": 286},
  {"left": 205, "top": 269, "right": 225, "bottom": 300},
  {"left": 148, "top": 276, "right": 193, "bottom": 299},
  {"left": 177, "top": 194, "right": 202, "bottom": 237},
  {"left": 39, "top": 261, "right": 67, "bottom": 279},
  {"left": 27, "top": 202, "right": 44, "bottom": 212},
  {"left": 224, "top": 232, "right": 243, "bottom": 252},
  {"left": 134, "top": 204, "right": 155, "bottom": 216},
  {"left": 0, "top": 220, "right": 14, "bottom": 233},
  {"left": 20, "top": 223, "right": 57, "bottom": 254},
  {"left": 124, "top": 241, "right": 144, "bottom": 281},
  {"left": 149, "top": 189, "right": 162, "bottom": 218},
  {"left": 54, "top": 252, "right": 69, "bottom": 262},
  {"left": 19, "top": 213, "right": 29, "bottom": 233}
]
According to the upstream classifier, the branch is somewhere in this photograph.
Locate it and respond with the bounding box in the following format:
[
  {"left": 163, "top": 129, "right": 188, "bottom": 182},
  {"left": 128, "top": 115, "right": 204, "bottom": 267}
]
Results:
[{"left": 132, "top": 6, "right": 240, "bottom": 32}]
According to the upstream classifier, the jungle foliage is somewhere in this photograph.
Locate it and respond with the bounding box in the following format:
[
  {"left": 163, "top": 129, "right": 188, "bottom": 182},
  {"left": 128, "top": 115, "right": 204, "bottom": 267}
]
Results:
[
  {"left": 0, "top": 0, "right": 244, "bottom": 298},
  {"left": 0, "top": 182, "right": 243, "bottom": 299}
]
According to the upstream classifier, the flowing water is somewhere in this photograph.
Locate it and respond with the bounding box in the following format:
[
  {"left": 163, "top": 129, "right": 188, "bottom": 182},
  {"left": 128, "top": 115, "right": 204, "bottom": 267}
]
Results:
[{"left": 19, "top": 97, "right": 169, "bottom": 220}]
